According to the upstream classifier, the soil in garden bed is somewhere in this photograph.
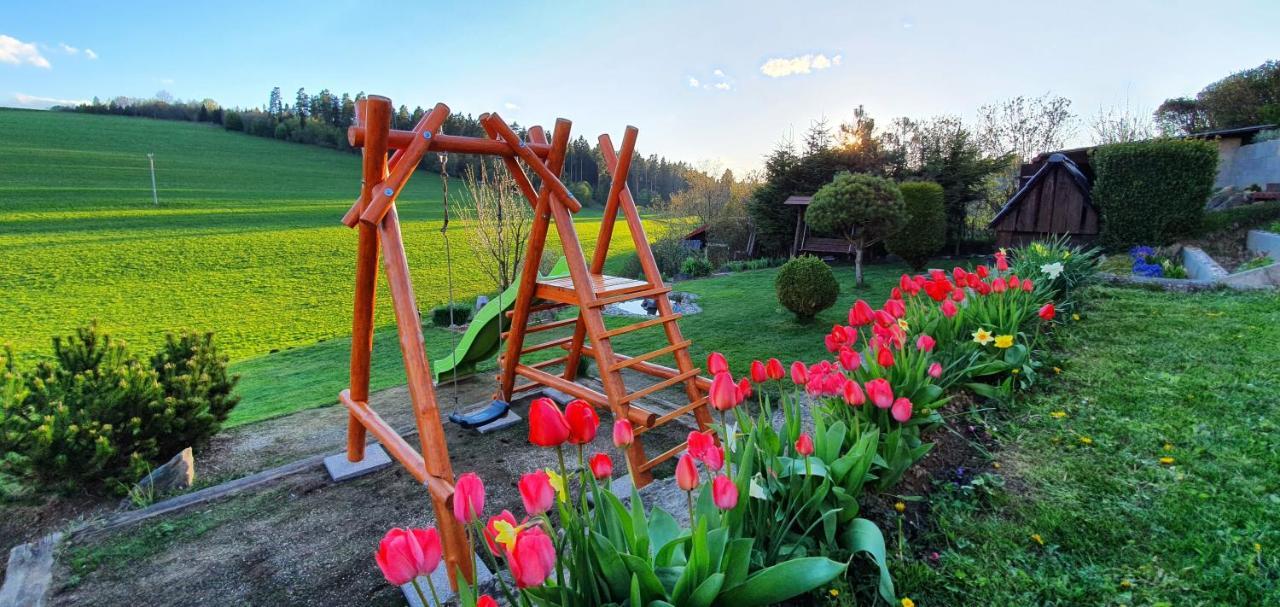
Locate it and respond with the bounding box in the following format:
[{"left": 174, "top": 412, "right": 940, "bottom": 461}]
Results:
[
  {"left": 1186, "top": 222, "right": 1274, "bottom": 272},
  {"left": 43, "top": 374, "right": 691, "bottom": 606}
]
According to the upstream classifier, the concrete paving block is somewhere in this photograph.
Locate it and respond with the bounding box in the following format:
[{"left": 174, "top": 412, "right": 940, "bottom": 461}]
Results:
[
  {"left": 323, "top": 444, "right": 392, "bottom": 482},
  {"left": 402, "top": 556, "right": 494, "bottom": 607}
]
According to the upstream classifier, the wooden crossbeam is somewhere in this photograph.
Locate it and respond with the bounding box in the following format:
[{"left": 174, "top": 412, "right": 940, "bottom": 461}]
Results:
[
  {"left": 589, "top": 286, "right": 671, "bottom": 308},
  {"left": 637, "top": 440, "right": 688, "bottom": 473},
  {"left": 360, "top": 103, "right": 451, "bottom": 226},
  {"left": 619, "top": 369, "right": 701, "bottom": 405},
  {"left": 609, "top": 341, "right": 692, "bottom": 372},
  {"left": 501, "top": 317, "right": 578, "bottom": 339},
  {"left": 483, "top": 113, "right": 583, "bottom": 213},
  {"left": 601, "top": 313, "right": 682, "bottom": 339}
]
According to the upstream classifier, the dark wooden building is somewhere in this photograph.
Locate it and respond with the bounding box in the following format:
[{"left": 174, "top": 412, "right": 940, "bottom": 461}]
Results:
[{"left": 990, "top": 153, "right": 1098, "bottom": 247}]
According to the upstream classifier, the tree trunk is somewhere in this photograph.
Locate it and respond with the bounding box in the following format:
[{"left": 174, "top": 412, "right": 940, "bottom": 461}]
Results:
[{"left": 854, "top": 246, "right": 864, "bottom": 287}]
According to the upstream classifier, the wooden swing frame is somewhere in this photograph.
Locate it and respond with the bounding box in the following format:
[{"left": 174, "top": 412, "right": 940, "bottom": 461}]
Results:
[{"left": 339, "top": 96, "right": 713, "bottom": 590}]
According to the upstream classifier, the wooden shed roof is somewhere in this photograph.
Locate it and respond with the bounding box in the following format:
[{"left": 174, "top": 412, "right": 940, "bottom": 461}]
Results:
[
  {"left": 990, "top": 153, "right": 1094, "bottom": 228},
  {"left": 783, "top": 195, "right": 813, "bottom": 206}
]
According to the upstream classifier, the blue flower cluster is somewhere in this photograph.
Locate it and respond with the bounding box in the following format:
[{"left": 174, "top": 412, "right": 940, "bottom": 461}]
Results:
[{"left": 1129, "top": 245, "right": 1163, "bottom": 277}]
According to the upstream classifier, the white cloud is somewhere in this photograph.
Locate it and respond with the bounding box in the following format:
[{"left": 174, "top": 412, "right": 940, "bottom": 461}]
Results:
[
  {"left": 503, "top": 101, "right": 519, "bottom": 110},
  {"left": 688, "top": 71, "right": 732, "bottom": 92},
  {"left": 12, "top": 93, "right": 89, "bottom": 108},
  {"left": 0, "top": 35, "right": 51, "bottom": 68},
  {"left": 713, "top": 69, "right": 725, "bottom": 77},
  {"left": 161, "top": 78, "right": 175, "bottom": 85},
  {"left": 84, "top": 48, "right": 97, "bottom": 60},
  {"left": 713, "top": 82, "right": 731, "bottom": 91},
  {"left": 58, "top": 42, "right": 78, "bottom": 54},
  {"left": 759, "top": 52, "right": 842, "bottom": 78},
  {"left": 688, "top": 76, "right": 700, "bottom": 88}
]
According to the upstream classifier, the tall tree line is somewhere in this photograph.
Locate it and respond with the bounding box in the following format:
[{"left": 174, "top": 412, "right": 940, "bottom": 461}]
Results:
[{"left": 59, "top": 86, "right": 694, "bottom": 206}]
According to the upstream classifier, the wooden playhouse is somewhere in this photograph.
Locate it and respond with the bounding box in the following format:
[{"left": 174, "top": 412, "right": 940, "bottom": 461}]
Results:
[{"left": 989, "top": 153, "right": 1098, "bottom": 247}]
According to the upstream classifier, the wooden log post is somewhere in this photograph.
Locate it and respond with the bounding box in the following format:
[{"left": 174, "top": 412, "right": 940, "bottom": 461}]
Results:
[{"left": 347, "top": 96, "right": 391, "bottom": 462}]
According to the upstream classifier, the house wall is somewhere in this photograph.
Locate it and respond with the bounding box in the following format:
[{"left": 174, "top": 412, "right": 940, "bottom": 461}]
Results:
[{"left": 1215, "top": 139, "right": 1280, "bottom": 189}]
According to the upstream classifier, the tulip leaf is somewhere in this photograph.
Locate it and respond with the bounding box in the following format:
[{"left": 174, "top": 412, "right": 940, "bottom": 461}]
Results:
[
  {"left": 591, "top": 531, "right": 633, "bottom": 600},
  {"left": 655, "top": 535, "right": 688, "bottom": 567},
  {"left": 687, "top": 572, "right": 725, "bottom": 607},
  {"left": 620, "top": 553, "right": 668, "bottom": 599},
  {"left": 630, "top": 573, "right": 643, "bottom": 607},
  {"left": 777, "top": 456, "right": 829, "bottom": 478},
  {"left": 711, "top": 557, "right": 846, "bottom": 607},
  {"left": 654, "top": 566, "right": 683, "bottom": 596},
  {"left": 841, "top": 517, "right": 896, "bottom": 604},
  {"left": 823, "top": 421, "right": 847, "bottom": 463},
  {"left": 706, "top": 526, "right": 728, "bottom": 573},
  {"left": 631, "top": 484, "right": 650, "bottom": 557},
  {"left": 648, "top": 508, "right": 680, "bottom": 561},
  {"left": 647, "top": 601, "right": 677, "bottom": 607},
  {"left": 721, "top": 538, "right": 753, "bottom": 589}
]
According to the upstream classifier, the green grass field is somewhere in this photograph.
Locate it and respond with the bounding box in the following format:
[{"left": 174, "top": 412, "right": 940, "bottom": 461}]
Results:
[{"left": 0, "top": 109, "right": 641, "bottom": 388}]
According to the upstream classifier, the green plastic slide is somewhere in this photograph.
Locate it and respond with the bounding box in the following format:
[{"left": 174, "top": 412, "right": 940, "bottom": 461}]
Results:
[{"left": 432, "top": 258, "right": 569, "bottom": 383}]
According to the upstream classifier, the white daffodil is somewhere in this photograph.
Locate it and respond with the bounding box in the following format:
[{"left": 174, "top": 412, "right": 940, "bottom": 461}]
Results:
[{"left": 1040, "top": 261, "right": 1064, "bottom": 280}]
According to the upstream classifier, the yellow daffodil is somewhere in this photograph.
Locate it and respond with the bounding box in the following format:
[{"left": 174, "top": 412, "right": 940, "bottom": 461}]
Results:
[
  {"left": 994, "top": 334, "right": 1014, "bottom": 348},
  {"left": 1031, "top": 533, "right": 1045, "bottom": 546},
  {"left": 972, "top": 328, "right": 994, "bottom": 345},
  {"left": 545, "top": 467, "right": 568, "bottom": 502},
  {"left": 897, "top": 318, "right": 910, "bottom": 332},
  {"left": 894, "top": 501, "right": 906, "bottom": 513},
  {"left": 491, "top": 518, "right": 520, "bottom": 552},
  {"left": 1159, "top": 456, "right": 1175, "bottom": 465},
  {"left": 1079, "top": 436, "right": 1093, "bottom": 445},
  {"left": 901, "top": 599, "right": 915, "bottom": 607},
  {"left": 1050, "top": 411, "right": 1067, "bottom": 419}
]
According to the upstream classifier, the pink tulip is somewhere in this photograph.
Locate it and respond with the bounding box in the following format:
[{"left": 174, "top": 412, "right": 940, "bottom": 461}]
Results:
[
  {"left": 838, "top": 347, "right": 861, "bottom": 371},
  {"left": 928, "top": 362, "right": 943, "bottom": 379},
  {"left": 453, "top": 472, "right": 485, "bottom": 523},
  {"left": 375, "top": 527, "right": 442, "bottom": 586},
  {"left": 891, "top": 397, "right": 914, "bottom": 422},
  {"left": 992, "top": 277, "right": 1007, "bottom": 293},
  {"left": 589, "top": 453, "right": 613, "bottom": 480},
  {"left": 676, "top": 453, "right": 699, "bottom": 491},
  {"left": 518, "top": 470, "right": 555, "bottom": 516},
  {"left": 701, "top": 445, "right": 724, "bottom": 471},
  {"left": 712, "top": 475, "right": 738, "bottom": 510},
  {"left": 941, "top": 299, "right": 958, "bottom": 319},
  {"left": 795, "top": 433, "right": 814, "bottom": 456},
  {"left": 865, "top": 378, "right": 894, "bottom": 409},
  {"left": 916, "top": 334, "right": 936, "bottom": 352},
  {"left": 1022, "top": 279, "right": 1034, "bottom": 292},
  {"left": 843, "top": 379, "right": 865, "bottom": 406},
  {"left": 687, "top": 430, "right": 715, "bottom": 461},
  {"left": 709, "top": 372, "right": 739, "bottom": 411},
  {"left": 508, "top": 526, "right": 556, "bottom": 588},
  {"left": 707, "top": 351, "right": 728, "bottom": 375},
  {"left": 884, "top": 298, "right": 906, "bottom": 319},
  {"left": 1009, "top": 275, "right": 1021, "bottom": 289},
  {"left": 994, "top": 250, "right": 1009, "bottom": 272},
  {"left": 612, "top": 420, "right": 634, "bottom": 448}
]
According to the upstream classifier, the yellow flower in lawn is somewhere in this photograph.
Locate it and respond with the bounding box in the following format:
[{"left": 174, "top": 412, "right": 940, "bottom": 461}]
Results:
[
  {"left": 1050, "top": 411, "right": 1067, "bottom": 419},
  {"left": 898, "top": 318, "right": 910, "bottom": 332},
  {"left": 1031, "top": 533, "right": 1045, "bottom": 546},
  {"left": 1053, "top": 366, "right": 1062, "bottom": 374},
  {"left": 901, "top": 599, "right": 915, "bottom": 607},
  {"left": 994, "top": 334, "right": 1015, "bottom": 348},
  {"left": 545, "top": 467, "right": 568, "bottom": 502},
  {"left": 829, "top": 588, "right": 840, "bottom": 597},
  {"left": 894, "top": 501, "right": 906, "bottom": 513},
  {"left": 1256, "top": 543, "right": 1263, "bottom": 554},
  {"left": 972, "top": 328, "right": 994, "bottom": 345},
  {"left": 1079, "top": 436, "right": 1093, "bottom": 445},
  {"left": 1159, "top": 456, "right": 1175, "bottom": 465},
  {"left": 1072, "top": 313, "right": 1081, "bottom": 321},
  {"left": 1011, "top": 368, "right": 1020, "bottom": 374},
  {"left": 993, "top": 462, "right": 1002, "bottom": 469},
  {"left": 1163, "top": 442, "right": 1174, "bottom": 451},
  {"left": 1120, "top": 579, "right": 1132, "bottom": 589}
]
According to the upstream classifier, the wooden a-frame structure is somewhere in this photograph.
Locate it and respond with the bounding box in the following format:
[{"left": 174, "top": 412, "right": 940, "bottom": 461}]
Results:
[{"left": 337, "top": 96, "right": 713, "bottom": 588}]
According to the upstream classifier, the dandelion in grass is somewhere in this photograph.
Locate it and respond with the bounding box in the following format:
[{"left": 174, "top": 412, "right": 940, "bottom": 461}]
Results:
[
  {"left": 993, "top": 462, "right": 1001, "bottom": 469},
  {"left": 1053, "top": 366, "right": 1062, "bottom": 374},
  {"left": 901, "top": 599, "right": 915, "bottom": 607},
  {"left": 1040, "top": 261, "right": 1064, "bottom": 279},
  {"left": 1050, "top": 411, "right": 1067, "bottom": 419},
  {"left": 894, "top": 501, "right": 906, "bottom": 513},
  {"left": 1159, "top": 456, "right": 1175, "bottom": 465},
  {"left": 972, "top": 328, "right": 994, "bottom": 345},
  {"left": 1031, "top": 533, "right": 1045, "bottom": 546},
  {"left": 1120, "top": 579, "right": 1132, "bottom": 589},
  {"left": 1163, "top": 442, "right": 1173, "bottom": 451},
  {"left": 994, "top": 334, "right": 1014, "bottom": 348},
  {"left": 1079, "top": 436, "right": 1093, "bottom": 445},
  {"left": 829, "top": 588, "right": 839, "bottom": 597},
  {"left": 1072, "top": 313, "right": 1081, "bottom": 321}
]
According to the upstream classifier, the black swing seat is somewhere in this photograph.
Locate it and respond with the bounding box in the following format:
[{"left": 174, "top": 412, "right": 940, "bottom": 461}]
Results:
[{"left": 448, "top": 399, "right": 511, "bottom": 429}]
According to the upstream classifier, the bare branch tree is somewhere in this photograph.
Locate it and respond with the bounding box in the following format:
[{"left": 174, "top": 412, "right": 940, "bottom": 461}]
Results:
[
  {"left": 976, "top": 93, "right": 1078, "bottom": 161},
  {"left": 452, "top": 159, "right": 532, "bottom": 290},
  {"left": 1090, "top": 99, "right": 1156, "bottom": 144}
]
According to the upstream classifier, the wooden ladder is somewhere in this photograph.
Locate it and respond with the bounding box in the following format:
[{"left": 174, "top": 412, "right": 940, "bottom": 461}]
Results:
[{"left": 490, "top": 116, "right": 713, "bottom": 487}]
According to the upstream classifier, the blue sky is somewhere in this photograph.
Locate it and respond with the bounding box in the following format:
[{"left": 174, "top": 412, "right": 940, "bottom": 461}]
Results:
[{"left": 3, "top": 0, "right": 1277, "bottom": 173}]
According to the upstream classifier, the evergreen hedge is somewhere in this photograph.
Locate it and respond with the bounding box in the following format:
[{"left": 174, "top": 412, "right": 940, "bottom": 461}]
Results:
[
  {"left": 885, "top": 181, "right": 947, "bottom": 270},
  {"left": 1092, "top": 139, "right": 1217, "bottom": 249}
]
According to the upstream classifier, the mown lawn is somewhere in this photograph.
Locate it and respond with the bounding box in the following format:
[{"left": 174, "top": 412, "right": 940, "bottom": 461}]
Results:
[
  {"left": 897, "top": 286, "right": 1280, "bottom": 605},
  {"left": 0, "top": 108, "right": 636, "bottom": 361}
]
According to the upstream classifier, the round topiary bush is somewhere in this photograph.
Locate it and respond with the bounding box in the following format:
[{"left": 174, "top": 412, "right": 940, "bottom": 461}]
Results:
[
  {"left": 774, "top": 256, "right": 839, "bottom": 321},
  {"left": 885, "top": 181, "right": 946, "bottom": 270},
  {"left": 805, "top": 172, "right": 906, "bottom": 286}
]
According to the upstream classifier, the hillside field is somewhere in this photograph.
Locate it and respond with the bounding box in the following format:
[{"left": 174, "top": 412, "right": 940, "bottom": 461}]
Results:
[{"left": 0, "top": 109, "right": 644, "bottom": 422}]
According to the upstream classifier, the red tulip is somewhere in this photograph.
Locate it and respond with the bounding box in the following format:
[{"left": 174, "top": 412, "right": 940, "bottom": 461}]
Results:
[
  {"left": 838, "top": 346, "right": 861, "bottom": 371},
  {"left": 737, "top": 377, "right": 752, "bottom": 401},
  {"left": 702, "top": 445, "right": 725, "bottom": 471},
  {"left": 564, "top": 399, "right": 599, "bottom": 445},
  {"left": 823, "top": 333, "right": 840, "bottom": 353},
  {"left": 612, "top": 419, "right": 634, "bottom": 448},
  {"left": 849, "top": 299, "right": 875, "bottom": 326},
  {"left": 966, "top": 273, "right": 981, "bottom": 289},
  {"left": 750, "top": 360, "right": 767, "bottom": 383},
  {"left": 876, "top": 346, "right": 895, "bottom": 368},
  {"left": 477, "top": 596, "right": 498, "bottom": 607},
  {"left": 453, "top": 472, "right": 485, "bottom": 523},
  {"left": 1022, "top": 279, "right": 1034, "bottom": 292},
  {"left": 940, "top": 298, "right": 958, "bottom": 319},
  {"left": 866, "top": 378, "right": 894, "bottom": 409},
  {"left": 1009, "top": 275, "right": 1021, "bottom": 289},
  {"left": 1039, "top": 302, "right": 1056, "bottom": 321},
  {"left": 891, "top": 286, "right": 902, "bottom": 300},
  {"left": 795, "top": 432, "right": 814, "bottom": 456},
  {"left": 928, "top": 362, "right": 943, "bottom": 379},
  {"left": 707, "top": 351, "right": 728, "bottom": 375},
  {"left": 790, "top": 361, "right": 808, "bottom": 385},
  {"left": 951, "top": 287, "right": 966, "bottom": 302},
  {"left": 589, "top": 453, "right": 613, "bottom": 480},
  {"left": 483, "top": 510, "right": 518, "bottom": 555},
  {"left": 375, "top": 527, "right": 442, "bottom": 586},
  {"left": 527, "top": 398, "right": 570, "bottom": 447},
  {"left": 884, "top": 298, "right": 906, "bottom": 319},
  {"left": 676, "top": 453, "right": 699, "bottom": 491},
  {"left": 518, "top": 470, "right": 554, "bottom": 516},
  {"left": 992, "top": 277, "right": 1007, "bottom": 293},
  {"left": 976, "top": 264, "right": 990, "bottom": 278},
  {"left": 891, "top": 397, "right": 914, "bottom": 422},
  {"left": 709, "top": 372, "right": 739, "bottom": 411},
  {"left": 687, "top": 430, "right": 715, "bottom": 461},
  {"left": 953, "top": 267, "right": 968, "bottom": 283},
  {"left": 508, "top": 526, "right": 556, "bottom": 588},
  {"left": 874, "top": 310, "right": 894, "bottom": 327},
  {"left": 994, "top": 250, "right": 1009, "bottom": 272},
  {"left": 916, "top": 334, "right": 936, "bottom": 353},
  {"left": 712, "top": 475, "right": 738, "bottom": 510},
  {"left": 842, "top": 379, "right": 865, "bottom": 406},
  {"left": 765, "top": 358, "right": 785, "bottom": 380}
]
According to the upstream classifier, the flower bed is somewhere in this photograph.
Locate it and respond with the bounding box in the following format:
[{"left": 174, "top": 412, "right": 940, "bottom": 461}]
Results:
[{"left": 369, "top": 240, "right": 1097, "bottom": 606}]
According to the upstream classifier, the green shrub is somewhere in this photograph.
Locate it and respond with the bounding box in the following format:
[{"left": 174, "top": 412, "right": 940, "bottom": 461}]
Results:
[
  {"left": 1008, "top": 236, "right": 1101, "bottom": 309},
  {"left": 430, "top": 304, "right": 473, "bottom": 327},
  {"left": 650, "top": 235, "right": 688, "bottom": 278},
  {"left": 1092, "top": 139, "right": 1217, "bottom": 249},
  {"left": 774, "top": 256, "right": 840, "bottom": 321},
  {"left": 679, "top": 255, "right": 713, "bottom": 278},
  {"left": 0, "top": 324, "right": 239, "bottom": 493},
  {"left": 724, "top": 257, "right": 785, "bottom": 272},
  {"left": 612, "top": 251, "right": 645, "bottom": 279},
  {"left": 885, "top": 181, "right": 946, "bottom": 270},
  {"left": 805, "top": 172, "right": 906, "bottom": 285},
  {"left": 1200, "top": 201, "right": 1280, "bottom": 235}
]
